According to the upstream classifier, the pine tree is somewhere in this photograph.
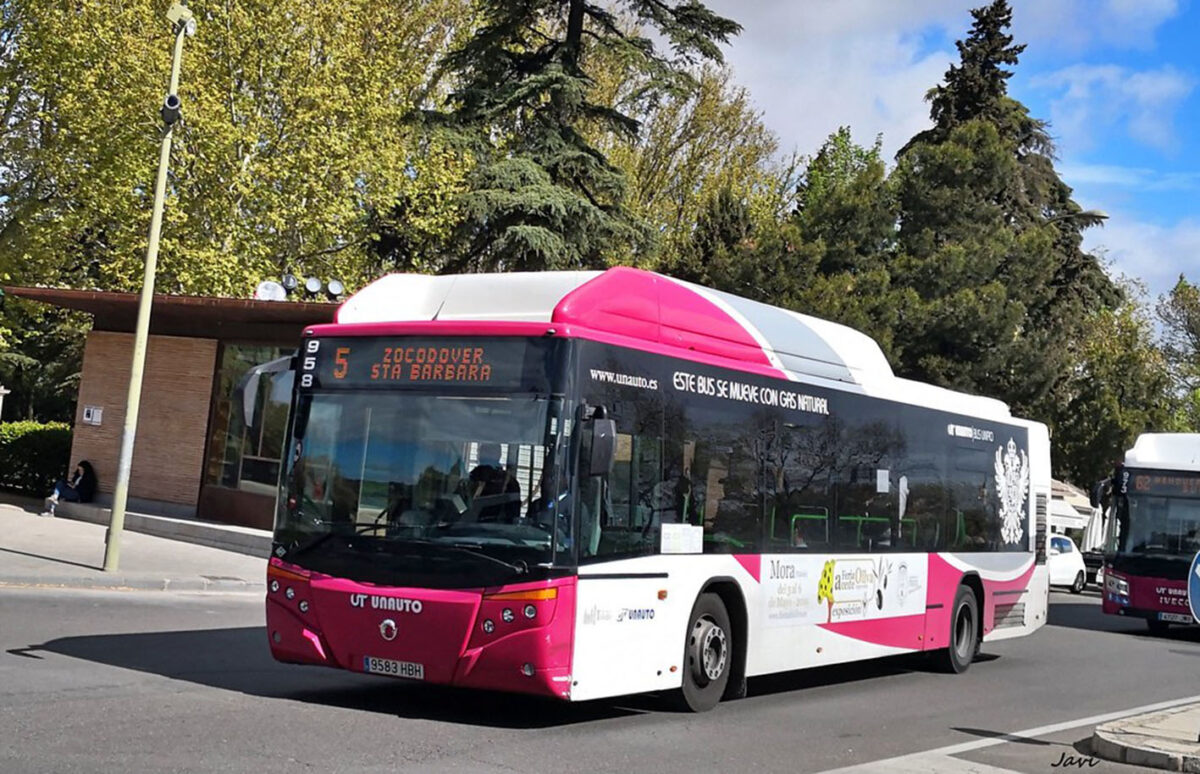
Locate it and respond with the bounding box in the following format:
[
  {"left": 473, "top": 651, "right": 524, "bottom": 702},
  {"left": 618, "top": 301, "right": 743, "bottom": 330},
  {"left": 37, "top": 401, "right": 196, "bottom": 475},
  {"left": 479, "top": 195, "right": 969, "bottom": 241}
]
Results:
[
  {"left": 892, "top": 0, "right": 1120, "bottom": 426},
  {"left": 426, "top": 0, "right": 740, "bottom": 273}
]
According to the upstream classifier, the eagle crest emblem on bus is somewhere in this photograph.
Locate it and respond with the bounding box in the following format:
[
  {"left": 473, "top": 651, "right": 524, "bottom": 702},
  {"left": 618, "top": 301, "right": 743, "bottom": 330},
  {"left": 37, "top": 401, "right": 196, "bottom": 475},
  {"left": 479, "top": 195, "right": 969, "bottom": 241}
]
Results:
[{"left": 994, "top": 438, "right": 1029, "bottom": 544}]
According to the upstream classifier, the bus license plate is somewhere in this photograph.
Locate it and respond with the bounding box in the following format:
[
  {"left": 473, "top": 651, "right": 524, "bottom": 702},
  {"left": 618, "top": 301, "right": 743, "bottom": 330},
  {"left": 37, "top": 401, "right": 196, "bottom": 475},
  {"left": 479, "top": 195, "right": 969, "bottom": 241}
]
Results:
[
  {"left": 1159, "top": 612, "right": 1194, "bottom": 624},
  {"left": 363, "top": 656, "right": 424, "bottom": 679}
]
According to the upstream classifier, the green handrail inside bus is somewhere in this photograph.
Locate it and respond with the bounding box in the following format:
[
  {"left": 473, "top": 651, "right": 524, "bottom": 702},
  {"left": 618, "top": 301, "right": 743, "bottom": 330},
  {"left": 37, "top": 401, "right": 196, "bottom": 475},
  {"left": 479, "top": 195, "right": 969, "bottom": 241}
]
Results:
[
  {"left": 768, "top": 505, "right": 829, "bottom": 541},
  {"left": 836, "top": 514, "right": 919, "bottom": 546},
  {"left": 790, "top": 511, "right": 829, "bottom": 543}
]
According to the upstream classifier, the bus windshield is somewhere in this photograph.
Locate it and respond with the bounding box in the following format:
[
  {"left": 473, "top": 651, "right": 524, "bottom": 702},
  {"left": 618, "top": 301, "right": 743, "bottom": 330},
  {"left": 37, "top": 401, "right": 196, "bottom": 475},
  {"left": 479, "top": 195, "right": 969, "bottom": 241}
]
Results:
[
  {"left": 275, "top": 391, "right": 572, "bottom": 587},
  {"left": 1112, "top": 470, "right": 1200, "bottom": 558}
]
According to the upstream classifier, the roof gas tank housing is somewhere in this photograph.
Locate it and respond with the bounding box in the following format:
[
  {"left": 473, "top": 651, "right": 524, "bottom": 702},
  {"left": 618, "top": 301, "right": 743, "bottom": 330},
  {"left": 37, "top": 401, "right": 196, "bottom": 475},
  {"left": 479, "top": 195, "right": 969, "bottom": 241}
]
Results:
[
  {"left": 1126, "top": 434, "right": 1200, "bottom": 472},
  {"left": 333, "top": 266, "right": 1012, "bottom": 418}
]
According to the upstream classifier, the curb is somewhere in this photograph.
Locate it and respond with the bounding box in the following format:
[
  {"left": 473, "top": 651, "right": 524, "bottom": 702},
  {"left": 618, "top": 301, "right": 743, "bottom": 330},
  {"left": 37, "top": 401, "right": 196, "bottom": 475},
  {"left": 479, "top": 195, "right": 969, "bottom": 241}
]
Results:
[
  {"left": 55, "top": 502, "right": 272, "bottom": 558},
  {"left": 1092, "top": 716, "right": 1200, "bottom": 772},
  {"left": 0, "top": 576, "right": 265, "bottom": 593}
]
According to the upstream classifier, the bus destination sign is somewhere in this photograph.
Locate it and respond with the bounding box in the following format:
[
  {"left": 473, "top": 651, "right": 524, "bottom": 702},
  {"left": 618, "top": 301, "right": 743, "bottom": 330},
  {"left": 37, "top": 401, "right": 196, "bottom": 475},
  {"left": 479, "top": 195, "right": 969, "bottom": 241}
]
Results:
[
  {"left": 1131, "top": 472, "right": 1200, "bottom": 498},
  {"left": 299, "top": 337, "right": 542, "bottom": 391}
]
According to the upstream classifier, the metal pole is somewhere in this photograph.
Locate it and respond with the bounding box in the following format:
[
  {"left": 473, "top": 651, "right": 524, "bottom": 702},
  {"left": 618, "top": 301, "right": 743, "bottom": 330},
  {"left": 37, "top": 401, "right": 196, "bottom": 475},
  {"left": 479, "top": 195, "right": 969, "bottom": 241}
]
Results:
[{"left": 103, "top": 13, "right": 191, "bottom": 572}]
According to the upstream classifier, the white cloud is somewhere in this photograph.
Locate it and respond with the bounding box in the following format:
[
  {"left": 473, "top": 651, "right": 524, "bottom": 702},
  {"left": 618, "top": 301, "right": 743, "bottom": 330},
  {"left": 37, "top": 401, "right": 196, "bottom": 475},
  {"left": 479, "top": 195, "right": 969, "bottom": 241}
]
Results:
[
  {"left": 1060, "top": 163, "right": 1200, "bottom": 192},
  {"left": 701, "top": 1, "right": 1184, "bottom": 160},
  {"left": 1015, "top": 0, "right": 1179, "bottom": 53},
  {"left": 702, "top": 0, "right": 969, "bottom": 158},
  {"left": 1085, "top": 215, "right": 1200, "bottom": 301},
  {"left": 1030, "top": 65, "right": 1195, "bottom": 153}
]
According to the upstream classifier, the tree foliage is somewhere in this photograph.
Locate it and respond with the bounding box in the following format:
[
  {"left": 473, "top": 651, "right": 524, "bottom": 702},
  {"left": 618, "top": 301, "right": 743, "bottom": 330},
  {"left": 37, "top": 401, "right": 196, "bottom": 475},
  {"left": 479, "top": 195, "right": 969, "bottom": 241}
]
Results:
[
  {"left": 891, "top": 0, "right": 1120, "bottom": 436},
  {"left": 0, "top": 0, "right": 474, "bottom": 295},
  {"left": 1053, "top": 291, "right": 1183, "bottom": 485},
  {"left": 1158, "top": 277, "right": 1200, "bottom": 392},
  {"left": 596, "top": 65, "right": 781, "bottom": 267},
  {"left": 424, "top": 0, "right": 740, "bottom": 273}
]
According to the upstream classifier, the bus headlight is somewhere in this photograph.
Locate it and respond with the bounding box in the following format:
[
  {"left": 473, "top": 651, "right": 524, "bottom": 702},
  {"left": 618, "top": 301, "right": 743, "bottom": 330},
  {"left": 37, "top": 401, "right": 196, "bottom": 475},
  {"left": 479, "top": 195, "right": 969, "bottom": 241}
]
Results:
[
  {"left": 1105, "top": 575, "right": 1129, "bottom": 596},
  {"left": 524, "top": 604, "right": 537, "bottom": 620},
  {"left": 502, "top": 608, "right": 515, "bottom": 623}
]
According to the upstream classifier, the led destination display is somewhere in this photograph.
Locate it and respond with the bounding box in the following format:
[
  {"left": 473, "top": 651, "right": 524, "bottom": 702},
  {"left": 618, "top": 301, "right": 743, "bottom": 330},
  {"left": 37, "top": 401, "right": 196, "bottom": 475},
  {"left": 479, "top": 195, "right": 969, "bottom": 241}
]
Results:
[{"left": 298, "top": 337, "right": 555, "bottom": 391}]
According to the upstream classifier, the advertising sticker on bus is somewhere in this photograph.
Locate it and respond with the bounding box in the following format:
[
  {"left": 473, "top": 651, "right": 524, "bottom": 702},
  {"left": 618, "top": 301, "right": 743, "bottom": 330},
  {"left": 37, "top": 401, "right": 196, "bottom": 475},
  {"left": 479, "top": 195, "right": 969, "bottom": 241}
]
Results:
[{"left": 764, "top": 555, "right": 926, "bottom": 627}]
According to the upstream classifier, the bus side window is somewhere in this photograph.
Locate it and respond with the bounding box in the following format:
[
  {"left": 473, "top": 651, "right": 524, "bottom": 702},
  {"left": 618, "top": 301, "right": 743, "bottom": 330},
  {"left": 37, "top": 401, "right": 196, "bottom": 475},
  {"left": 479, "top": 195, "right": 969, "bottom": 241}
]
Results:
[{"left": 947, "top": 447, "right": 991, "bottom": 550}]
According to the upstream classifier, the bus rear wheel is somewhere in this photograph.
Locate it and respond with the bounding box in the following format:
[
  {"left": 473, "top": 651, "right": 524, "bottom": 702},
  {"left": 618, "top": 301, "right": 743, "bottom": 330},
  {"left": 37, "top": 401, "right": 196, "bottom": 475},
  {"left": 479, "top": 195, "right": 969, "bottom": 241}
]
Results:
[
  {"left": 678, "top": 593, "right": 732, "bottom": 712},
  {"left": 933, "top": 584, "right": 978, "bottom": 674}
]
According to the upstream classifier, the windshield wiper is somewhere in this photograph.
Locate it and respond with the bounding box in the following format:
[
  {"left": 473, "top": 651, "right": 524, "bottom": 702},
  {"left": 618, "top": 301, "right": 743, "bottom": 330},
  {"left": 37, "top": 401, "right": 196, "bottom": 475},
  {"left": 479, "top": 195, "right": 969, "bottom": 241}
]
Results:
[
  {"left": 389, "top": 538, "right": 528, "bottom": 575},
  {"left": 287, "top": 521, "right": 389, "bottom": 558}
]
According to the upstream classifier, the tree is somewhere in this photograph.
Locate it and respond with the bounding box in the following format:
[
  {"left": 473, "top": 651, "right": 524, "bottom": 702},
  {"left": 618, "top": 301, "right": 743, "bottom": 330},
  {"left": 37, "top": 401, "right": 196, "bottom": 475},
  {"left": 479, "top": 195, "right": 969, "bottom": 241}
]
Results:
[
  {"left": 1158, "top": 276, "right": 1200, "bottom": 392},
  {"left": 918, "top": 0, "right": 1024, "bottom": 142},
  {"left": 596, "top": 65, "right": 781, "bottom": 268},
  {"left": 0, "top": 300, "right": 85, "bottom": 422},
  {"left": 892, "top": 0, "right": 1119, "bottom": 422},
  {"left": 0, "top": 0, "right": 474, "bottom": 296},
  {"left": 1053, "top": 291, "right": 1183, "bottom": 485},
  {"left": 793, "top": 128, "right": 895, "bottom": 277},
  {"left": 427, "top": 0, "right": 740, "bottom": 273}
]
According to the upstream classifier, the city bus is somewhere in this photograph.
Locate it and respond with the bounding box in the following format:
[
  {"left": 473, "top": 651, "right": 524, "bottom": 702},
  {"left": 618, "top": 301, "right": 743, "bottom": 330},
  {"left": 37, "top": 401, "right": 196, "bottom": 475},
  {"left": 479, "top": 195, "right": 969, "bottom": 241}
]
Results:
[
  {"left": 264, "top": 267, "right": 1051, "bottom": 711},
  {"left": 1098, "top": 433, "right": 1200, "bottom": 632}
]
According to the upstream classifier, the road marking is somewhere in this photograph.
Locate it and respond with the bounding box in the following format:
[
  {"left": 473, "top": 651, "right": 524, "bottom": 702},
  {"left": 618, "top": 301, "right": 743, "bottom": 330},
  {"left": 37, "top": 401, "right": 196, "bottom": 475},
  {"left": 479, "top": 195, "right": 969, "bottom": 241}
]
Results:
[
  {"left": 822, "top": 758, "right": 1022, "bottom": 773},
  {"left": 815, "top": 693, "right": 1200, "bottom": 773}
]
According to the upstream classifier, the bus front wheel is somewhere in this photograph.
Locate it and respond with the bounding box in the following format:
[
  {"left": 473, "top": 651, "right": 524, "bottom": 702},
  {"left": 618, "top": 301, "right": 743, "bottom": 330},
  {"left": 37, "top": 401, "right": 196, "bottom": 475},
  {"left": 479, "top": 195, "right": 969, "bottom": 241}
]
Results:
[
  {"left": 934, "top": 584, "right": 978, "bottom": 674},
  {"left": 678, "top": 592, "right": 732, "bottom": 712}
]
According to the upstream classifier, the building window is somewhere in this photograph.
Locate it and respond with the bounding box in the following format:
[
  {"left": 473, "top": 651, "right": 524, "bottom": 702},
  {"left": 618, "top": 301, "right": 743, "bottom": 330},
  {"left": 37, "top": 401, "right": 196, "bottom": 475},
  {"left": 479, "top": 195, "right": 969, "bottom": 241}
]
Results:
[{"left": 205, "top": 344, "right": 291, "bottom": 494}]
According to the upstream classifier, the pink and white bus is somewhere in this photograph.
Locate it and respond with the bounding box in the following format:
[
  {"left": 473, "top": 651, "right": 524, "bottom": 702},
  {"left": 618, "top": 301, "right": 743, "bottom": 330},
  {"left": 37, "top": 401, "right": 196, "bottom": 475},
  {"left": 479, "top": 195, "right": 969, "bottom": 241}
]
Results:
[{"left": 265, "top": 267, "right": 1050, "bottom": 711}]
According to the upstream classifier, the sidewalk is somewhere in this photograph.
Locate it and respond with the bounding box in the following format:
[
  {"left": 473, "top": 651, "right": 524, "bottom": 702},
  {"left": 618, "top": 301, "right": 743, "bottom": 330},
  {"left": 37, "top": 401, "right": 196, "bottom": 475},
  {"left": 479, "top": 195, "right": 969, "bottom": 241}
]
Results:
[
  {"left": 0, "top": 494, "right": 268, "bottom": 592},
  {"left": 1092, "top": 703, "right": 1200, "bottom": 771}
]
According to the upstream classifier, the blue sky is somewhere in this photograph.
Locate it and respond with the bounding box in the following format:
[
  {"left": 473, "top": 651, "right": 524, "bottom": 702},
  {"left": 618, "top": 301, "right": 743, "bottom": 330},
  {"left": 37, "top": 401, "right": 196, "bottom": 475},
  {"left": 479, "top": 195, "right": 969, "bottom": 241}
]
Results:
[{"left": 705, "top": 0, "right": 1200, "bottom": 304}]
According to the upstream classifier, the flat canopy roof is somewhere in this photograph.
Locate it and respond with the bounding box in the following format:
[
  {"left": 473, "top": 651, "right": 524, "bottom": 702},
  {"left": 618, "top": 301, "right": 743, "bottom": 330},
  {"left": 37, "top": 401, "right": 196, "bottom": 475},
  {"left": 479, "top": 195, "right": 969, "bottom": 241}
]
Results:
[{"left": 5, "top": 286, "right": 337, "bottom": 343}]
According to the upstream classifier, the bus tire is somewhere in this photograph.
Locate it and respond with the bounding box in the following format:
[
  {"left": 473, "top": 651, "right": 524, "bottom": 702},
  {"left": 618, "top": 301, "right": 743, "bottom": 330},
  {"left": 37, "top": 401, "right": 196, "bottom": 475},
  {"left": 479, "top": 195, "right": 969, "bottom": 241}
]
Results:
[
  {"left": 933, "top": 584, "right": 978, "bottom": 674},
  {"left": 1070, "top": 571, "right": 1085, "bottom": 594},
  {"left": 678, "top": 592, "right": 732, "bottom": 712}
]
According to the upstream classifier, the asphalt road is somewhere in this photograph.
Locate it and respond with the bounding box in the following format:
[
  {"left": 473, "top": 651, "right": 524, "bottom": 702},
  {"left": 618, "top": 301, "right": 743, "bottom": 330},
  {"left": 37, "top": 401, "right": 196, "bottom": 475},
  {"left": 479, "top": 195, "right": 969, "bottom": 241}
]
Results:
[{"left": 2, "top": 588, "right": 1198, "bottom": 773}]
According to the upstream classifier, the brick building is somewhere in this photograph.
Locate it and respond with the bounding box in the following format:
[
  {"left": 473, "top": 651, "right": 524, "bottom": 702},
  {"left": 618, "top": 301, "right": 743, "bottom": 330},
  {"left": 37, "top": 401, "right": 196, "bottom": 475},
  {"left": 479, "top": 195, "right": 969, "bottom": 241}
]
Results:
[{"left": 7, "top": 287, "right": 335, "bottom": 529}]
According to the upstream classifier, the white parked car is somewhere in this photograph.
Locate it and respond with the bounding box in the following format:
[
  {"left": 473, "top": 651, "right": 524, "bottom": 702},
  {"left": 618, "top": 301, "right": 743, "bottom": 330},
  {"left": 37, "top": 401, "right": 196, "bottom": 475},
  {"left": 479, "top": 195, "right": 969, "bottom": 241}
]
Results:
[{"left": 1048, "top": 535, "right": 1087, "bottom": 593}]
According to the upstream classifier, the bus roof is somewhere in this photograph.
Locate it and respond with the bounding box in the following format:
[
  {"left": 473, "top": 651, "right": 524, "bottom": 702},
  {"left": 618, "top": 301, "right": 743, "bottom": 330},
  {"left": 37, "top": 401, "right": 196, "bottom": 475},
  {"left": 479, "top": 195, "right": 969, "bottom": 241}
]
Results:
[
  {"left": 1126, "top": 433, "right": 1200, "bottom": 472},
  {"left": 333, "top": 267, "right": 1015, "bottom": 421}
]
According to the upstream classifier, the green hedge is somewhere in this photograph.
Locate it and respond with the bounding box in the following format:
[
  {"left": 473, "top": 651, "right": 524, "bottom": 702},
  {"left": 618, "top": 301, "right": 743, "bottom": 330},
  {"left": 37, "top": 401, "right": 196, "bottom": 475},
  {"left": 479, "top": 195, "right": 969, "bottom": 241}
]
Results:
[{"left": 0, "top": 421, "right": 73, "bottom": 495}]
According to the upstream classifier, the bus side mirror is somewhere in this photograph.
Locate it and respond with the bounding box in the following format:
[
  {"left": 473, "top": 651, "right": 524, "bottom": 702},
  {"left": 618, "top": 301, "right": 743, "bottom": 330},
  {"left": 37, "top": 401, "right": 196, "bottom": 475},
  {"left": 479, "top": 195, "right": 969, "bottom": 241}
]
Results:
[
  {"left": 589, "top": 418, "right": 616, "bottom": 476},
  {"left": 1090, "top": 479, "right": 1108, "bottom": 509},
  {"left": 234, "top": 353, "right": 296, "bottom": 426}
]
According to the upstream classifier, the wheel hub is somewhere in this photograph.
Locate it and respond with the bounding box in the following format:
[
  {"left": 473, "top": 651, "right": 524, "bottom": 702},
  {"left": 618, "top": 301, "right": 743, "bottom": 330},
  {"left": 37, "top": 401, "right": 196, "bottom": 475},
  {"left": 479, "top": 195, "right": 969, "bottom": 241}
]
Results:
[{"left": 690, "top": 616, "right": 728, "bottom": 684}]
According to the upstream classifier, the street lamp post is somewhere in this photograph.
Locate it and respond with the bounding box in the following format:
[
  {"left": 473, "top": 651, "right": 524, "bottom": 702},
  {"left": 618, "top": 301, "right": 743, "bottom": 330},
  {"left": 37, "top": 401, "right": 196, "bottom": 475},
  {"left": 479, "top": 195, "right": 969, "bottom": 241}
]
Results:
[
  {"left": 103, "top": 2, "right": 195, "bottom": 572},
  {"left": 1045, "top": 209, "right": 1108, "bottom": 227}
]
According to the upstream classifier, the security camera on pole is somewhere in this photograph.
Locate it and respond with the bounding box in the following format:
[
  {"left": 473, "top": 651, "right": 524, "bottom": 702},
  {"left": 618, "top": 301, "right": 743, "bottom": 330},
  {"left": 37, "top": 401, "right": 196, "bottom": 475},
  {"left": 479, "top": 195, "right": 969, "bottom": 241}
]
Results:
[{"left": 103, "top": 2, "right": 195, "bottom": 572}]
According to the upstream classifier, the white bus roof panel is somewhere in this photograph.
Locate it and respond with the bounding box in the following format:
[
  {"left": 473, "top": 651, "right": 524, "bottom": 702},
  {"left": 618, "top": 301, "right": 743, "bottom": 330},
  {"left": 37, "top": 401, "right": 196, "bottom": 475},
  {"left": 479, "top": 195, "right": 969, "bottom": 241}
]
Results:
[
  {"left": 337, "top": 271, "right": 602, "bottom": 323},
  {"left": 1126, "top": 433, "right": 1200, "bottom": 471}
]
